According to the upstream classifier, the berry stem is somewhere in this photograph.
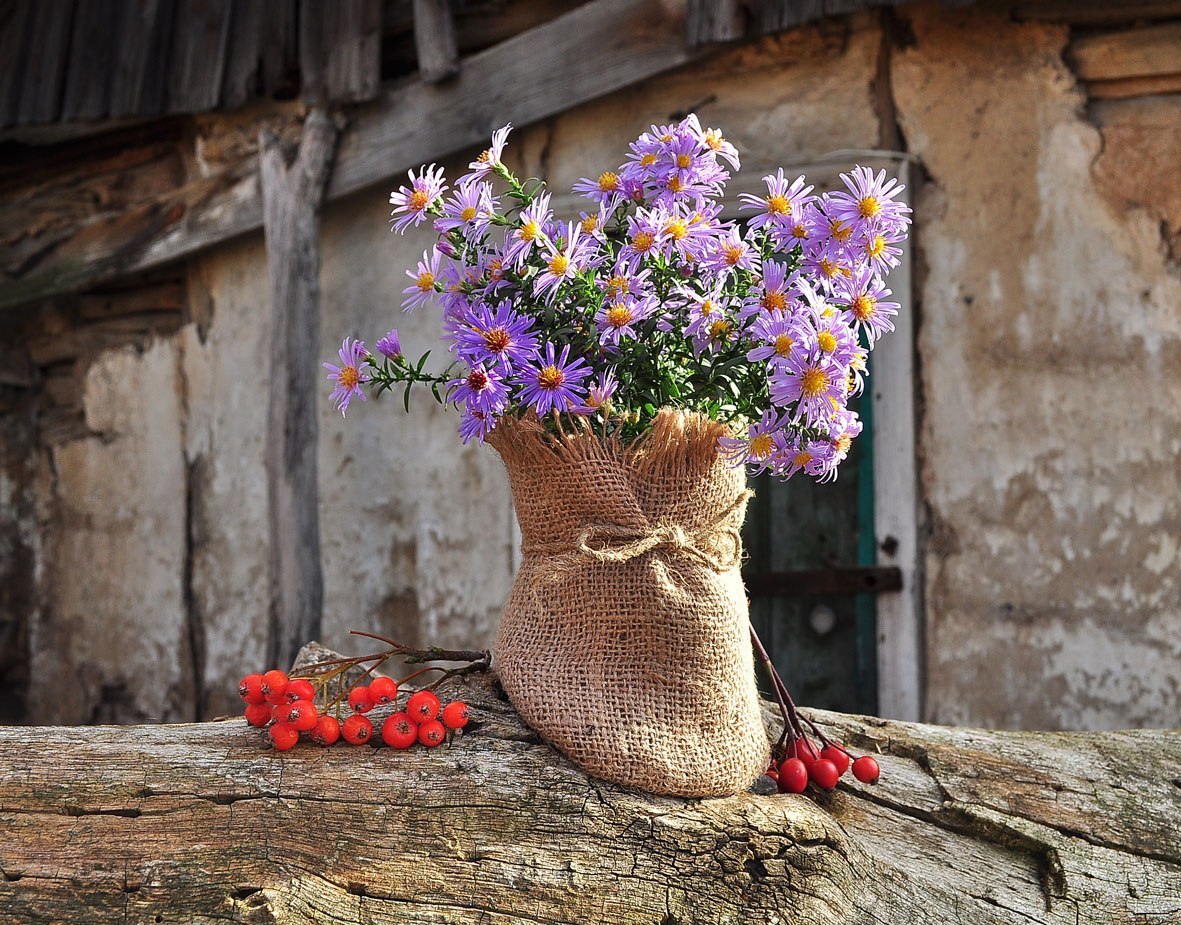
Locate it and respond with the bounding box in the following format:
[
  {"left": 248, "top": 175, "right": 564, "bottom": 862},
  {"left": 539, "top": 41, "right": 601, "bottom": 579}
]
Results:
[{"left": 749, "top": 621, "right": 834, "bottom": 753}]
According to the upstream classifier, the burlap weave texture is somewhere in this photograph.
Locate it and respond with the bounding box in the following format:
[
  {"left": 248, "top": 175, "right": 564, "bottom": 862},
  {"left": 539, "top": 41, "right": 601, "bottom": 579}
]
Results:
[{"left": 488, "top": 410, "right": 770, "bottom": 797}]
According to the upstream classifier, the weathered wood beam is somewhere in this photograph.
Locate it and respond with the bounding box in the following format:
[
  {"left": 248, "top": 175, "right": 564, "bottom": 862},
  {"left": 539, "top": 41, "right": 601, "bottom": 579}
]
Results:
[
  {"left": 413, "top": 0, "right": 460, "bottom": 83},
  {"left": 1069, "top": 22, "right": 1181, "bottom": 82},
  {"left": 258, "top": 110, "right": 339, "bottom": 672},
  {"left": 1015, "top": 0, "right": 1181, "bottom": 25},
  {"left": 686, "top": 0, "right": 746, "bottom": 47},
  {"left": 0, "top": 0, "right": 701, "bottom": 313},
  {"left": 0, "top": 667, "right": 1178, "bottom": 923}
]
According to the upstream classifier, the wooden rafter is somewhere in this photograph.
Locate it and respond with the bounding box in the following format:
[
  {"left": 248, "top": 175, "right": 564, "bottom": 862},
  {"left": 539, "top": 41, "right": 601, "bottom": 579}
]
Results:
[{"left": 0, "top": 0, "right": 701, "bottom": 312}]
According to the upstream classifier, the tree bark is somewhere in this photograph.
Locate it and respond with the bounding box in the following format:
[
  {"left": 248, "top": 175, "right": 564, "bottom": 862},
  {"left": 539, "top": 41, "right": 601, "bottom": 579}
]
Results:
[
  {"left": 1, "top": 661, "right": 1178, "bottom": 924},
  {"left": 259, "top": 110, "right": 338, "bottom": 672}
]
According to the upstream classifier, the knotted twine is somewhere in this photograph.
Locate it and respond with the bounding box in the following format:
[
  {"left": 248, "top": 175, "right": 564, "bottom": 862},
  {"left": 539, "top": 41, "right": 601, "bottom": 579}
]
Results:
[{"left": 487, "top": 410, "right": 770, "bottom": 797}]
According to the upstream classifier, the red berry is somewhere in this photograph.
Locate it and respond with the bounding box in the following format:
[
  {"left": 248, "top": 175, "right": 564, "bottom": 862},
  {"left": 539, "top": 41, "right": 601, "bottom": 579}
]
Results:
[
  {"left": 244, "top": 702, "right": 272, "bottom": 727},
  {"left": 809, "top": 758, "right": 840, "bottom": 790},
  {"left": 441, "top": 701, "right": 470, "bottom": 730},
  {"left": 239, "top": 673, "right": 266, "bottom": 705},
  {"left": 285, "top": 679, "right": 316, "bottom": 703},
  {"left": 381, "top": 713, "right": 418, "bottom": 749},
  {"left": 268, "top": 722, "right": 299, "bottom": 751},
  {"left": 820, "top": 744, "right": 851, "bottom": 776},
  {"left": 793, "top": 738, "right": 820, "bottom": 766},
  {"left": 368, "top": 676, "right": 398, "bottom": 704},
  {"left": 406, "top": 689, "right": 440, "bottom": 723},
  {"left": 417, "top": 719, "right": 446, "bottom": 747},
  {"left": 285, "top": 700, "right": 319, "bottom": 732},
  {"left": 852, "top": 755, "right": 881, "bottom": 784},
  {"left": 262, "top": 670, "right": 289, "bottom": 705},
  {"left": 309, "top": 715, "right": 340, "bottom": 746},
  {"left": 765, "top": 768, "right": 779, "bottom": 783},
  {"left": 341, "top": 714, "right": 373, "bottom": 745},
  {"left": 348, "top": 685, "right": 376, "bottom": 713},
  {"left": 777, "top": 758, "right": 809, "bottom": 794}
]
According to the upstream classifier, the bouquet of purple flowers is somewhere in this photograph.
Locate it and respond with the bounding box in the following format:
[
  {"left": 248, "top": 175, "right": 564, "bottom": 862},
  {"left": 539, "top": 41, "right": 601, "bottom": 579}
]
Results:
[{"left": 325, "top": 114, "right": 910, "bottom": 482}]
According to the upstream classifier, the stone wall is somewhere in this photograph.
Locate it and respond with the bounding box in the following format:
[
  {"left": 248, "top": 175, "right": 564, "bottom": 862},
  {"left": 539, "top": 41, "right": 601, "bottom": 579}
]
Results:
[{"left": 1, "top": 3, "right": 1178, "bottom": 729}]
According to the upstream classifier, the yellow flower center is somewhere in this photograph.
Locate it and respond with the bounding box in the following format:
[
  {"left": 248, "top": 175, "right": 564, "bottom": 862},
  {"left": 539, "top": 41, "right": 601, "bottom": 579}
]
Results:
[
  {"left": 750, "top": 434, "right": 775, "bottom": 459},
  {"left": 817, "top": 331, "right": 837, "bottom": 353},
  {"left": 774, "top": 334, "right": 794, "bottom": 357},
  {"left": 482, "top": 327, "right": 510, "bottom": 353},
  {"left": 416, "top": 271, "right": 435, "bottom": 292},
  {"left": 598, "top": 171, "right": 619, "bottom": 191},
  {"left": 488, "top": 259, "right": 504, "bottom": 281},
  {"left": 537, "top": 365, "right": 564, "bottom": 390},
  {"left": 704, "top": 130, "right": 724, "bottom": 151},
  {"left": 851, "top": 295, "right": 876, "bottom": 320},
  {"left": 548, "top": 254, "right": 570, "bottom": 276},
  {"left": 723, "top": 244, "right": 744, "bottom": 265},
  {"left": 858, "top": 196, "right": 881, "bottom": 219},
  {"left": 607, "top": 275, "right": 629, "bottom": 296},
  {"left": 709, "top": 319, "right": 732, "bottom": 340},
  {"left": 660, "top": 133, "right": 673, "bottom": 142},
  {"left": 460, "top": 206, "right": 477, "bottom": 221},
  {"left": 476, "top": 149, "right": 491, "bottom": 164},
  {"left": 791, "top": 223, "right": 808, "bottom": 239},
  {"left": 581, "top": 214, "right": 599, "bottom": 234},
  {"left": 519, "top": 220, "right": 539, "bottom": 242},
  {"left": 865, "top": 235, "right": 886, "bottom": 258},
  {"left": 829, "top": 218, "right": 853, "bottom": 242},
  {"left": 800, "top": 368, "right": 829, "bottom": 398},
  {"left": 794, "top": 451, "right": 813, "bottom": 468},
  {"left": 834, "top": 434, "right": 853, "bottom": 454},
  {"left": 338, "top": 366, "right": 359, "bottom": 389},
  {"left": 766, "top": 195, "right": 791, "bottom": 215},
  {"left": 819, "top": 257, "right": 841, "bottom": 278},
  {"left": 632, "top": 231, "right": 655, "bottom": 252},
  {"left": 676, "top": 153, "right": 692, "bottom": 169},
  {"left": 761, "top": 290, "right": 787, "bottom": 312},
  {"left": 664, "top": 219, "right": 688, "bottom": 240},
  {"left": 667, "top": 176, "right": 683, "bottom": 192},
  {"left": 606, "top": 305, "right": 634, "bottom": 328},
  {"left": 700, "top": 299, "right": 715, "bottom": 316},
  {"left": 641, "top": 153, "right": 657, "bottom": 167},
  {"left": 409, "top": 189, "right": 430, "bottom": 212}
]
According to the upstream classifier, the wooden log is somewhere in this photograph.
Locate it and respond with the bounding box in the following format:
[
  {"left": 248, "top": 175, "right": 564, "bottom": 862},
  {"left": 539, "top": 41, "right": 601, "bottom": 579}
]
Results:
[
  {"left": 413, "top": 0, "right": 460, "bottom": 83},
  {"left": 0, "top": 662, "right": 1178, "bottom": 924},
  {"left": 1087, "top": 72, "right": 1181, "bottom": 100},
  {"left": 258, "top": 110, "right": 338, "bottom": 673},
  {"left": 1069, "top": 22, "right": 1181, "bottom": 82}
]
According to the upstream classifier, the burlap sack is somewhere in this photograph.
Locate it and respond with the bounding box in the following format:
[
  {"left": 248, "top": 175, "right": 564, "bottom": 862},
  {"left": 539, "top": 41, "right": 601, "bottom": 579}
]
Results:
[{"left": 487, "top": 409, "right": 770, "bottom": 797}]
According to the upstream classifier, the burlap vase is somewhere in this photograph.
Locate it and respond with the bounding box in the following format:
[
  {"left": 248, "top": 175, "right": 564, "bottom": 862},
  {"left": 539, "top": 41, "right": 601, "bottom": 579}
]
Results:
[{"left": 487, "top": 409, "right": 770, "bottom": 797}]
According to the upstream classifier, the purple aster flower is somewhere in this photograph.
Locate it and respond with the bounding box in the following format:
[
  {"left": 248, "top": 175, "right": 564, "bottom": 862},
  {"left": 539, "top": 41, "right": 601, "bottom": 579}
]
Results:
[
  {"left": 618, "top": 210, "right": 662, "bottom": 271},
  {"left": 804, "top": 196, "right": 859, "bottom": 252},
  {"left": 827, "top": 165, "right": 911, "bottom": 233},
  {"left": 323, "top": 337, "right": 370, "bottom": 416},
  {"left": 375, "top": 329, "right": 402, "bottom": 361},
  {"left": 745, "top": 313, "right": 808, "bottom": 366},
  {"left": 600, "top": 265, "right": 652, "bottom": 302},
  {"left": 389, "top": 164, "right": 447, "bottom": 233},
  {"left": 434, "top": 179, "right": 498, "bottom": 240},
  {"left": 579, "top": 368, "right": 619, "bottom": 413},
  {"left": 778, "top": 436, "right": 838, "bottom": 481},
  {"left": 703, "top": 223, "right": 760, "bottom": 276},
  {"left": 595, "top": 295, "right": 655, "bottom": 347},
  {"left": 503, "top": 192, "right": 552, "bottom": 268},
  {"left": 769, "top": 349, "right": 848, "bottom": 425},
  {"left": 402, "top": 248, "right": 442, "bottom": 311},
  {"left": 468, "top": 123, "right": 513, "bottom": 178},
  {"left": 740, "top": 259, "right": 794, "bottom": 319},
  {"left": 719, "top": 410, "right": 788, "bottom": 475},
  {"left": 451, "top": 299, "right": 538, "bottom": 372},
  {"left": 738, "top": 169, "right": 814, "bottom": 232},
  {"left": 854, "top": 226, "right": 906, "bottom": 277},
  {"left": 799, "top": 241, "right": 851, "bottom": 297},
  {"left": 533, "top": 222, "right": 597, "bottom": 302},
  {"left": 835, "top": 267, "right": 900, "bottom": 345},
  {"left": 825, "top": 408, "right": 863, "bottom": 470},
  {"left": 685, "top": 114, "right": 740, "bottom": 170},
  {"left": 458, "top": 407, "right": 497, "bottom": 444},
  {"left": 515, "top": 343, "right": 591, "bottom": 415},
  {"left": 478, "top": 249, "right": 514, "bottom": 297},
  {"left": 572, "top": 170, "right": 626, "bottom": 211},
  {"left": 810, "top": 311, "right": 860, "bottom": 367},
  {"left": 448, "top": 364, "right": 510, "bottom": 415}
]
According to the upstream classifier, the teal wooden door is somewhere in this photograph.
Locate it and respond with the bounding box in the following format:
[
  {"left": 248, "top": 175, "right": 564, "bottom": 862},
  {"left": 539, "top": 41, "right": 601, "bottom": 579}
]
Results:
[{"left": 743, "top": 391, "right": 890, "bottom": 715}]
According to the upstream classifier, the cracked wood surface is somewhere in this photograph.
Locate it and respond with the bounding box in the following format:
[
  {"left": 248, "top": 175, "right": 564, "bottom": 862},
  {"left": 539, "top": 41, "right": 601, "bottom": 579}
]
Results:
[{"left": 0, "top": 671, "right": 1178, "bottom": 924}]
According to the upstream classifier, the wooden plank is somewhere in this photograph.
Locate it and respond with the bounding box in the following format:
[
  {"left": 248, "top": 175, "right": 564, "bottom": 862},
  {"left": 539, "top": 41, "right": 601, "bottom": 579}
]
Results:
[
  {"left": 0, "top": 0, "right": 703, "bottom": 311},
  {"left": 60, "top": 0, "right": 120, "bottom": 121},
  {"left": 0, "top": 0, "right": 34, "bottom": 126},
  {"left": 1070, "top": 22, "right": 1181, "bottom": 82},
  {"left": 258, "top": 108, "right": 338, "bottom": 671},
  {"left": 413, "top": 0, "right": 459, "bottom": 83},
  {"left": 686, "top": 0, "right": 744, "bottom": 47},
  {"left": 165, "top": 0, "right": 232, "bottom": 113},
  {"left": 746, "top": 567, "right": 903, "bottom": 596},
  {"left": 108, "top": 0, "right": 176, "bottom": 118},
  {"left": 1087, "top": 71, "right": 1181, "bottom": 99},
  {"left": 1015, "top": 0, "right": 1181, "bottom": 25},
  {"left": 299, "top": 0, "right": 381, "bottom": 105},
  {"left": 14, "top": 0, "right": 76, "bottom": 124}
]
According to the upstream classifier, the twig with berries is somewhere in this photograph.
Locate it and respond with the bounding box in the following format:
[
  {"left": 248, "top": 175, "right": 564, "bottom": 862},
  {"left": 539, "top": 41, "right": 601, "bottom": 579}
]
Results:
[
  {"left": 237, "top": 632, "right": 488, "bottom": 752},
  {"left": 749, "top": 623, "right": 881, "bottom": 794}
]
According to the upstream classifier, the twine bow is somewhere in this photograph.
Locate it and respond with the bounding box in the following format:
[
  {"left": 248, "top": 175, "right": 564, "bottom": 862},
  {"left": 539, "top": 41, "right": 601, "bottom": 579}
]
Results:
[{"left": 523, "top": 490, "right": 753, "bottom": 584}]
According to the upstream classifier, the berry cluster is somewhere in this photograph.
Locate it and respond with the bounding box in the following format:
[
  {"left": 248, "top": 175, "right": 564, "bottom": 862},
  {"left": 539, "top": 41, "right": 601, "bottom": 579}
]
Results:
[
  {"left": 765, "top": 737, "right": 880, "bottom": 794},
  {"left": 238, "top": 667, "right": 472, "bottom": 753}
]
